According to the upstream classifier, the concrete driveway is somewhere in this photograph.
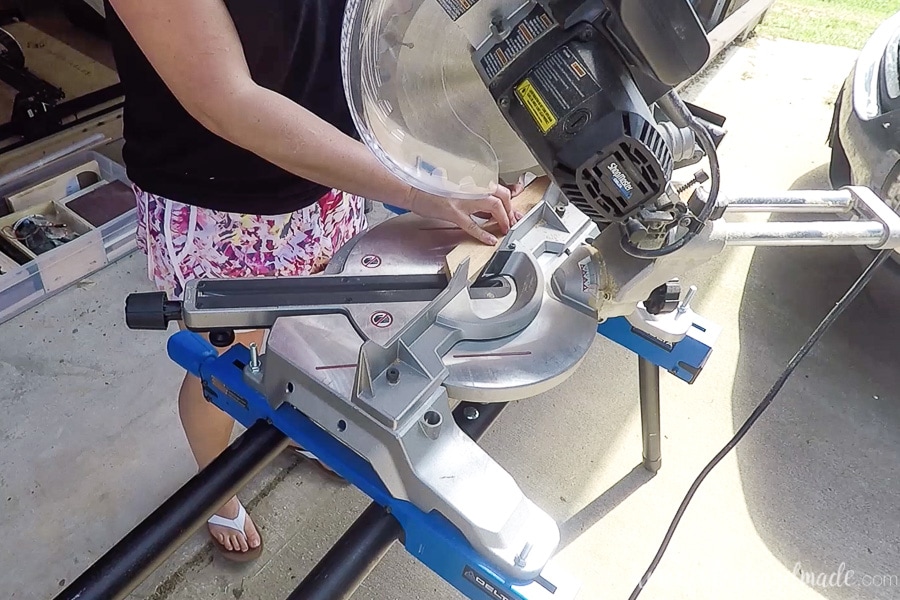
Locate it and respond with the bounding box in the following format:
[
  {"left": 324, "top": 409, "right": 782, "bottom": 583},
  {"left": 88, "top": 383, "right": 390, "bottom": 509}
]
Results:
[{"left": 1, "top": 36, "right": 898, "bottom": 600}]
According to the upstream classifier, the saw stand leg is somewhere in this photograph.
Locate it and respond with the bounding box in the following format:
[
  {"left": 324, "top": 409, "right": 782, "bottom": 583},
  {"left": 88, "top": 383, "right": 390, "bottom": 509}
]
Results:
[{"left": 638, "top": 357, "right": 662, "bottom": 473}]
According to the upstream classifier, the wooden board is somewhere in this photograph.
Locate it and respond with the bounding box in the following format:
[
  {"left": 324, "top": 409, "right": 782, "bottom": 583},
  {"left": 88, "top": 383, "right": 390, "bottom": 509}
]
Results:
[
  {"left": 444, "top": 177, "right": 549, "bottom": 282},
  {"left": 22, "top": 9, "right": 118, "bottom": 71},
  {"left": 2, "top": 21, "right": 119, "bottom": 101}
]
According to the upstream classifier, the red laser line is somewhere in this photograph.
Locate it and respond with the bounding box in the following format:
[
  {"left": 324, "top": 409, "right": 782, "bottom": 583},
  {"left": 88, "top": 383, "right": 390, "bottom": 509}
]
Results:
[{"left": 451, "top": 351, "right": 532, "bottom": 359}]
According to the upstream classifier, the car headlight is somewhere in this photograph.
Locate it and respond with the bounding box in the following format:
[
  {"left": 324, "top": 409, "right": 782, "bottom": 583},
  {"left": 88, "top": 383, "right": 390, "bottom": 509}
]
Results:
[{"left": 853, "top": 11, "right": 900, "bottom": 121}]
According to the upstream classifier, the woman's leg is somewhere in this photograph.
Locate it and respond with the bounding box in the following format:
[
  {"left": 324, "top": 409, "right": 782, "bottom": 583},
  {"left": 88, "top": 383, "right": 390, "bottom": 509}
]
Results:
[
  {"left": 134, "top": 185, "right": 366, "bottom": 558},
  {"left": 178, "top": 328, "right": 265, "bottom": 552},
  {"left": 135, "top": 189, "right": 267, "bottom": 556}
]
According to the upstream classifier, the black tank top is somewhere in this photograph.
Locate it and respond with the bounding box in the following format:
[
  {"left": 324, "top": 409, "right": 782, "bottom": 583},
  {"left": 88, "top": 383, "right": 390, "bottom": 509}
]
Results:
[{"left": 104, "top": 0, "right": 357, "bottom": 215}]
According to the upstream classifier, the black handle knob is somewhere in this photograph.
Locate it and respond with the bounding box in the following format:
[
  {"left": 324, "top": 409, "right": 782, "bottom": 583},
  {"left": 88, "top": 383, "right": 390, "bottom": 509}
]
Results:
[{"left": 125, "top": 292, "right": 183, "bottom": 330}]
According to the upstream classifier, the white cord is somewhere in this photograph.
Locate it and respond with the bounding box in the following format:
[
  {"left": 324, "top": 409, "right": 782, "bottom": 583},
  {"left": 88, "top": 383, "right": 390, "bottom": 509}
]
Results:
[{"left": 163, "top": 200, "right": 198, "bottom": 292}]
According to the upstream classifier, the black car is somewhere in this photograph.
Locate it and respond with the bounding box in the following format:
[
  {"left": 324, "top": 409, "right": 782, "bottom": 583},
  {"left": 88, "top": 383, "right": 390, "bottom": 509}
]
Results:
[
  {"left": 828, "top": 11, "right": 900, "bottom": 302},
  {"left": 828, "top": 11, "right": 900, "bottom": 213}
]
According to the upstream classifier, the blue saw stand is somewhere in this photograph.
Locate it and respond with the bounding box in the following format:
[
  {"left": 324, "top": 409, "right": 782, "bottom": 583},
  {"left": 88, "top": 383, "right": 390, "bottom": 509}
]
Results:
[
  {"left": 154, "top": 303, "right": 720, "bottom": 599},
  {"left": 598, "top": 311, "right": 720, "bottom": 472},
  {"left": 165, "top": 331, "right": 582, "bottom": 600}
]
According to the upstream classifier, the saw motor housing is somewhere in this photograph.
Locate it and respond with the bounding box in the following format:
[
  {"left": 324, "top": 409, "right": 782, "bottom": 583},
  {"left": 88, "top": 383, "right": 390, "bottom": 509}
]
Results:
[{"left": 475, "top": 0, "right": 711, "bottom": 225}]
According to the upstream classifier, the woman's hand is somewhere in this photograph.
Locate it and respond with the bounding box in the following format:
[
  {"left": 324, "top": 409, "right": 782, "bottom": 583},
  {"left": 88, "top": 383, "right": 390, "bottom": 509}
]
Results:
[{"left": 405, "top": 182, "right": 526, "bottom": 246}]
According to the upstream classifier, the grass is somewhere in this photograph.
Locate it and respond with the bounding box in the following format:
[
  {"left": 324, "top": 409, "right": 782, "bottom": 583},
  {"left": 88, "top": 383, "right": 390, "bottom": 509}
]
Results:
[{"left": 755, "top": 0, "right": 898, "bottom": 49}]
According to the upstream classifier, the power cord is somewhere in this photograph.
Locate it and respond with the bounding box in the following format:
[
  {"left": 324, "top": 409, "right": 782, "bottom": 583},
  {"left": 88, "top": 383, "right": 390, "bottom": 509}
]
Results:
[{"left": 629, "top": 248, "right": 893, "bottom": 599}]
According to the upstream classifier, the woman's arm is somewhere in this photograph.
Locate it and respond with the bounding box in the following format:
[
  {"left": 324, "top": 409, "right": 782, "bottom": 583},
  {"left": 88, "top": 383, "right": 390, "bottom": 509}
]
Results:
[{"left": 108, "top": 0, "right": 519, "bottom": 244}]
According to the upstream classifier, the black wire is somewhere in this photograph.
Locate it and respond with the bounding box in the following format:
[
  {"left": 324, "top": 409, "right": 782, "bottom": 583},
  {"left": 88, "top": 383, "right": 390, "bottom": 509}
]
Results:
[
  {"left": 691, "top": 123, "right": 721, "bottom": 223},
  {"left": 628, "top": 248, "right": 893, "bottom": 599}
]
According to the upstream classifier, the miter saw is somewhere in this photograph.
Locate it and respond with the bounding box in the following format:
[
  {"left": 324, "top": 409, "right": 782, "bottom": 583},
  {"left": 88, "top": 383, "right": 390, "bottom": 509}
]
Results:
[{"left": 57, "top": 2, "right": 900, "bottom": 600}]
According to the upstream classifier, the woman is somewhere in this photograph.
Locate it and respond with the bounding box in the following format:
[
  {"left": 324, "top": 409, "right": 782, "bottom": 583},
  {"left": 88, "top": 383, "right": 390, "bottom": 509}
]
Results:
[{"left": 105, "top": 0, "right": 521, "bottom": 562}]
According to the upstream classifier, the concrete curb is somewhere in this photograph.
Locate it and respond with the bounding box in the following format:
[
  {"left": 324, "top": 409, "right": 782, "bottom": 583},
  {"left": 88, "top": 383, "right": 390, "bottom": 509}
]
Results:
[
  {"left": 679, "top": 0, "right": 776, "bottom": 93},
  {"left": 708, "top": 0, "right": 776, "bottom": 58}
]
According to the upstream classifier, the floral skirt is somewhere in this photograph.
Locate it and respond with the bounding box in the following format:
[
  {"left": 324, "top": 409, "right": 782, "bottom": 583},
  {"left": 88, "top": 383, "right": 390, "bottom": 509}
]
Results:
[{"left": 134, "top": 186, "right": 368, "bottom": 300}]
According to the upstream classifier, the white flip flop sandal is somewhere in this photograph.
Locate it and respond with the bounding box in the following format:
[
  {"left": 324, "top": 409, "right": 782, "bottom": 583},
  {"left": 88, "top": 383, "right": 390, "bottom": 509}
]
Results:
[{"left": 207, "top": 502, "right": 263, "bottom": 562}]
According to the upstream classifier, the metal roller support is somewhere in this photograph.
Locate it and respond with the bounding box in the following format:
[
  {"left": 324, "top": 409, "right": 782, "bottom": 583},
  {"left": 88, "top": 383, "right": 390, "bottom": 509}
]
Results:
[
  {"left": 713, "top": 220, "right": 888, "bottom": 246},
  {"left": 710, "top": 187, "right": 900, "bottom": 249},
  {"left": 638, "top": 357, "right": 662, "bottom": 473},
  {"left": 723, "top": 191, "right": 856, "bottom": 214}
]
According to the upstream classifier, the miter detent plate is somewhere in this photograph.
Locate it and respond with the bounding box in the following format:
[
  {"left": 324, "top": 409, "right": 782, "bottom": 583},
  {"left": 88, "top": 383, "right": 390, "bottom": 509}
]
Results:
[{"left": 341, "top": 0, "right": 539, "bottom": 200}]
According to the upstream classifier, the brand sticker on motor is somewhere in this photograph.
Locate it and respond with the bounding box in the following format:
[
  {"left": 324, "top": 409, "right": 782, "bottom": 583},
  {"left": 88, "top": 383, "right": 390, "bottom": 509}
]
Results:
[{"left": 607, "top": 162, "right": 635, "bottom": 199}]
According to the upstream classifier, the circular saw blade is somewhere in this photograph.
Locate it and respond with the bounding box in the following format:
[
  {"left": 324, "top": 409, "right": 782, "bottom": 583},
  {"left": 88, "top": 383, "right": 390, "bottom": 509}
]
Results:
[
  {"left": 342, "top": 0, "right": 539, "bottom": 199},
  {"left": 0, "top": 27, "right": 25, "bottom": 70}
]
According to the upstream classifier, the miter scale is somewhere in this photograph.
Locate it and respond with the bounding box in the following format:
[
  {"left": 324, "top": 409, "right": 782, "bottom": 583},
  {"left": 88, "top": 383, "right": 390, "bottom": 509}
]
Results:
[{"left": 58, "top": 1, "right": 900, "bottom": 600}]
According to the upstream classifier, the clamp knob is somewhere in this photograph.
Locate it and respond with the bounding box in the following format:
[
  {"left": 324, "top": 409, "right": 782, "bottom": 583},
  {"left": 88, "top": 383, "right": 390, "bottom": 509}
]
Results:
[{"left": 644, "top": 279, "right": 682, "bottom": 315}]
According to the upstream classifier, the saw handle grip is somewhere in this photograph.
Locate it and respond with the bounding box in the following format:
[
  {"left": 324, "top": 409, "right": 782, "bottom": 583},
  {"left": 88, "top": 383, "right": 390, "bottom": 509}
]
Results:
[{"left": 125, "top": 292, "right": 183, "bottom": 331}]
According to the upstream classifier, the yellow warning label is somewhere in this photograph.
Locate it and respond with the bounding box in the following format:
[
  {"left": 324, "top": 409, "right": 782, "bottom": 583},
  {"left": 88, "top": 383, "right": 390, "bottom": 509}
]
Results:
[{"left": 515, "top": 79, "right": 557, "bottom": 134}]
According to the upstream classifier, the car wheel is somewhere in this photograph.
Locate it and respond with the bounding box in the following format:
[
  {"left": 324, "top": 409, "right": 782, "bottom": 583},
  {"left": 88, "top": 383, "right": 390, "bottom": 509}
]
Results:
[
  {"left": 849, "top": 245, "right": 900, "bottom": 313},
  {"left": 828, "top": 127, "right": 852, "bottom": 188},
  {"left": 851, "top": 170, "right": 900, "bottom": 313}
]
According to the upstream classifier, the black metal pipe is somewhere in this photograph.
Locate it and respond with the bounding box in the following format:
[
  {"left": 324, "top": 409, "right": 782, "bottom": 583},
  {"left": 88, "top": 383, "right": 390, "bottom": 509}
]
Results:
[
  {"left": 286, "top": 400, "right": 509, "bottom": 600},
  {"left": 638, "top": 357, "right": 662, "bottom": 473},
  {"left": 55, "top": 421, "right": 289, "bottom": 600},
  {"left": 285, "top": 504, "right": 402, "bottom": 600}
]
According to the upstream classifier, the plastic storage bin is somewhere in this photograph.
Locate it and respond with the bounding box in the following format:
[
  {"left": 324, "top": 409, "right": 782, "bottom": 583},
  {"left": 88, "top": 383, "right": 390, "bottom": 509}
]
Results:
[{"left": 0, "top": 150, "right": 137, "bottom": 325}]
